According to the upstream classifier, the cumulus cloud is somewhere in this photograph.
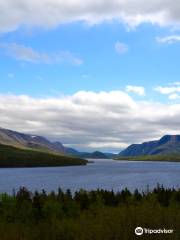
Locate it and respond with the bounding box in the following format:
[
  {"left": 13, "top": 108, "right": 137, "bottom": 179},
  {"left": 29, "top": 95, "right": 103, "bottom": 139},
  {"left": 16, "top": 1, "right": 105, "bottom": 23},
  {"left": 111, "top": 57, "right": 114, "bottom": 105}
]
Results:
[
  {"left": 1, "top": 0, "right": 180, "bottom": 32},
  {"left": 155, "top": 85, "right": 180, "bottom": 94},
  {"left": 0, "top": 43, "right": 83, "bottom": 65},
  {"left": 126, "top": 85, "right": 145, "bottom": 96},
  {"left": 156, "top": 35, "right": 180, "bottom": 44},
  {"left": 168, "top": 93, "right": 180, "bottom": 100},
  {"left": 115, "top": 42, "right": 129, "bottom": 54},
  {"left": 0, "top": 90, "right": 180, "bottom": 152},
  {"left": 155, "top": 83, "right": 180, "bottom": 100},
  {"left": 155, "top": 86, "right": 180, "bottom": 95}
]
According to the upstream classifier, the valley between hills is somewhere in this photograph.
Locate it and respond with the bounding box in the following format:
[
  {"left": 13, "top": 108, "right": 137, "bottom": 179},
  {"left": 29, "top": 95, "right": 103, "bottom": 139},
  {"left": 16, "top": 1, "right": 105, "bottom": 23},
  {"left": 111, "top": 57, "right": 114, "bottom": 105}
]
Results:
[{"left": 1, "top": 127, "right": 180, "bottom": 167}]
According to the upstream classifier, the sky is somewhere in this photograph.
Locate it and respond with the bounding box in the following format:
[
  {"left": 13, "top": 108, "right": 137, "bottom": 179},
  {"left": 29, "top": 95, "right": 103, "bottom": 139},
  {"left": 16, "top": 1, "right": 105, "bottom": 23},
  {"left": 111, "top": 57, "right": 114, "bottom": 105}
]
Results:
[{"left": 1, "top": 0, "right": 180, "bottom": 152}]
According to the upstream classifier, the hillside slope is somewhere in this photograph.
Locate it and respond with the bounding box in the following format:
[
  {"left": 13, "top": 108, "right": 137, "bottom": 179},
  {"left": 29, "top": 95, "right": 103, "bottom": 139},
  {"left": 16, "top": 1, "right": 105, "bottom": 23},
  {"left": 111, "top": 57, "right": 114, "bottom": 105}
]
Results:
[
  {"left": 0, "top": 127, "right": 75, "bottom": 154},
  {"left": 77, "top": 151, "right": 109, "bottom": 159},
  {"left": 119, "top": 135, "right": 180, "bottom": 156},
  {"left": 0, "top": 127, "right": 109, "bottom": 159},
  {"left": 0, "top": 143, "right": 87, "bottom": 167}
]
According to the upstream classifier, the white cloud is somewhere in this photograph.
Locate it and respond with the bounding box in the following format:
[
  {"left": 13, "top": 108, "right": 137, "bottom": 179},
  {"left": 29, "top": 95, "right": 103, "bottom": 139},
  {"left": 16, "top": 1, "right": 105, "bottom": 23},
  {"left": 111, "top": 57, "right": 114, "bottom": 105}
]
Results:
[
  {"left": 171, "top": 82, "right": 180, "bottom": 86},
  {"left": 0, "top": 90, "right": 180, "bottom": 152},
  {"left": 1, "top": 0, "right": 180, "bottom": 32},
  {"left": 155, "top": 86, "right": 180, "bottom": 95},
  {"left": 168, "top": 93, "right": 180, "bottom": 100},
  {"left": 155, "top": 83, "right": 180, "bottom": 100},
  {"left": 0, "top": 43, "right": 83, "bottom": 65},
  {"left": 156, "top": 35, "right": 180, "bottom": 44},
  {"left": 126, "top": 85, "right": 145, "bottom": 96},
  {"left": 115, "top": 42, "right": 129, "bottom": 54}
]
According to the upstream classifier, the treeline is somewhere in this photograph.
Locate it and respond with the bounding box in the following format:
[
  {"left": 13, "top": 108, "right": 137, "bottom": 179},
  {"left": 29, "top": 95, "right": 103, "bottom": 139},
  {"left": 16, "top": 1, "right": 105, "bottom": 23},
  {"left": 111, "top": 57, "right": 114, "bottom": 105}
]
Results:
[
  {"left": 0, "top": 186, "right": 180, "bottom": 239},
  {"left": 0, "top": 143, "right": 87, "bottom": 167},
  {"left": 115, "top": 154, "right": 180, "bottom": 162}
]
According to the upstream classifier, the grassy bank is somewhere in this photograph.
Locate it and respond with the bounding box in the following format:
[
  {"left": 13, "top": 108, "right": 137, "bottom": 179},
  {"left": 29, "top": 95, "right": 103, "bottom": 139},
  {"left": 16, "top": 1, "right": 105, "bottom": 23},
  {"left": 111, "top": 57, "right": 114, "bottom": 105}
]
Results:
[
  {"left": 115, "top": 154, "right": 180, "bottom": 162},
  {"left": 0, "top": 143, "right": 88, "bottom": 167},
  {"left": 0, "top": 185, "right": 180, "bottom": 240}
]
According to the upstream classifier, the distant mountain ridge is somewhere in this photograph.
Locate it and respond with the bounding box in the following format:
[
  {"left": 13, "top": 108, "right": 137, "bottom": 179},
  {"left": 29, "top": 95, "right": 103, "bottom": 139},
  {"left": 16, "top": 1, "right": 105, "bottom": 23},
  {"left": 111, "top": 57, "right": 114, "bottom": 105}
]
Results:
[
  {"left": 119, "top": 135, "right": 180, "bottom": 156},
  {"left": 0, "top": 127, "right": 68, "bottom": 154},
  {"left": 0, "top": 127, "right": 109, "bottom": 159},
  {"left": 75, "top": 151, "right": 109, "bottom": 159}
]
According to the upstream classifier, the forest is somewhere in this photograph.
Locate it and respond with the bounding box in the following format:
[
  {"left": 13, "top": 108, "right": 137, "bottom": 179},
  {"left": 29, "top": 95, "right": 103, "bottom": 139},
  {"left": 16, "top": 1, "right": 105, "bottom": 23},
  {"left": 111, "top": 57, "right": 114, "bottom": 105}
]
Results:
[
  {"left": 115, "top": 155, "right": 180, "bottom": 162},
  {"left": 0, "top": 185, "right": 179, "bottom": 240},
  {"left": 0, "top": 143, "right": 87, "bottom": 167}
]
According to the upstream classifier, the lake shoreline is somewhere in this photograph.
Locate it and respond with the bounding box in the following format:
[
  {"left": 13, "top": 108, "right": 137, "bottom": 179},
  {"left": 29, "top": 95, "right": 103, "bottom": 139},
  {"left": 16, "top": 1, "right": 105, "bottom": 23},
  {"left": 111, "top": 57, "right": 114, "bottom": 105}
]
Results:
[
  {"left": 114, "top": 155, "right": 180, "bottom": 163},
  {"left": 0, "top": 159, "right": 179, "bottom": 195}
]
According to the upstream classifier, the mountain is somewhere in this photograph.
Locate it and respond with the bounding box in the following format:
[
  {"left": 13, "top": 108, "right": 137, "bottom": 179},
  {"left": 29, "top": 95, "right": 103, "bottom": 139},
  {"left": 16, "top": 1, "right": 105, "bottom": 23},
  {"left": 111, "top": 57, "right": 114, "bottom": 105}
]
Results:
[
  {"left": 0, "top": 127, "right": 73, "bottom": 154},
  {"left": 104, "top": 153, "right": 117, "bottom": 159},
  {"left": 119, "top": 135, "right": 180, "bottom": 156},
  {"left": 0, "top": 127, "right": 109, "bottom": 158},
  {"left": 77, "top": 151, "right": 109, "bottom": 159}
]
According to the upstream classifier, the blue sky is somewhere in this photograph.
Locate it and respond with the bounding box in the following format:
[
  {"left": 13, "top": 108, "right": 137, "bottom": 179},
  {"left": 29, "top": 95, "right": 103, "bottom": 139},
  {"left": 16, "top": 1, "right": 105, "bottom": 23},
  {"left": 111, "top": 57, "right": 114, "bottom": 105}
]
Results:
[
  {"left": 1, "top": 0, "right": 180, "bottom": 152},
  {"left": 1, "top": 22, "right": 180, "bottom": 98}
]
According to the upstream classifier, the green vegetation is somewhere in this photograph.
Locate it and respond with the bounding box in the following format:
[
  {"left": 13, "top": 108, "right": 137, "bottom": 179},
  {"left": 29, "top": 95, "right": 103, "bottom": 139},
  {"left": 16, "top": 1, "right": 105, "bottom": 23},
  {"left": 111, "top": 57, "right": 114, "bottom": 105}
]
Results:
[
  {"left": 115, "top": 154, "right": 180, "bottom": 162},
  {"left": 0, "top": 185, "right": 180, "bottom": 239},
  {"left": 0, "top": 143, "right": 88, "bottom": 167}
]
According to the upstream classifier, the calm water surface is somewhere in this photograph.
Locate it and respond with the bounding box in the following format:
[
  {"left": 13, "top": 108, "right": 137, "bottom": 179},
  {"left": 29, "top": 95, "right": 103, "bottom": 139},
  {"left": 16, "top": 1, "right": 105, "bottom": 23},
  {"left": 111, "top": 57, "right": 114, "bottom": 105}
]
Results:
[{"left": 0, "top": 159, "right": 180, "bottom": 194}]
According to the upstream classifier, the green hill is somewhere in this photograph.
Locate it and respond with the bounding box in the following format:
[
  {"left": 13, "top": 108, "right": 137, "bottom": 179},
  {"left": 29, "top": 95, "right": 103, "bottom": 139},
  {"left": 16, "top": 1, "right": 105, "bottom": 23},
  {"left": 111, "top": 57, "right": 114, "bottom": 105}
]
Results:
[
  {"left": 77, "top": 151, "right": 109, "bottom": 159},
  {"left": 115, "top": 154, "right": 180, "bottom": 162},
  {"left": 0, "top": 143, "right": 88, "bottom": 167}
]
